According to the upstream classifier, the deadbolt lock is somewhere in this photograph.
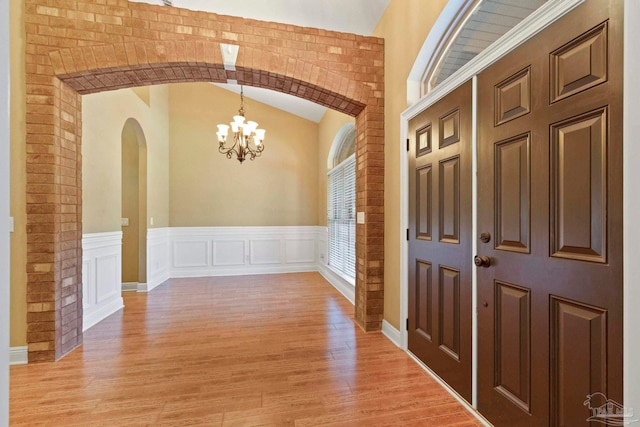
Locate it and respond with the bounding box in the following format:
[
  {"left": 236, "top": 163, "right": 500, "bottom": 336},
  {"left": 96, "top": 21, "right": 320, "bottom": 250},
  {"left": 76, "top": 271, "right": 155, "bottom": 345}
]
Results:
[{"left": 479, "top": 232, "right": 491, "bottom": 243}]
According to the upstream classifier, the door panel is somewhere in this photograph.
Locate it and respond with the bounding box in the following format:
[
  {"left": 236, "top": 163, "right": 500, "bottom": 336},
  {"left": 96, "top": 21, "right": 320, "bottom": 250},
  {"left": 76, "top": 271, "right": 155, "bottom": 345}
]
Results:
[
  {"left": 408, "top": 80, "right": 472, "bottom": 402},
  {"left": 439, "top": 156, "right": 460, "bottom": 243},
  {"left": 494, "top": 281, "right": 530, "bottom": 413},
  {"left": 417, "top": 166, "right": 433, "bottom": 240},
  {"left": 438, "top": 265, "right": 460, "bottom": 360},
  {"left": 477, "top": 1, "right": 623, "bottom": 425},
  {"left": 550, "top": 297, "right": 608, "bottom": 426},
  {"left": 495, "top": 133, "right": 530, "bottom": 253},
  {"left": 550, "top": 108, "right": 608, "bottom": 262},
  {"left": 415, "top": 260, "right": 433, "bottom": 340}
]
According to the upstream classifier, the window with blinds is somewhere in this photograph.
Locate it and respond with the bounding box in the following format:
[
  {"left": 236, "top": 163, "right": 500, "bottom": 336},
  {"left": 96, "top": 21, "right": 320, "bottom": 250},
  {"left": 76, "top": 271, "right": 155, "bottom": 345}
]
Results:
[{"left": 327, "top": 154, "right": 356, "bottom": 281}]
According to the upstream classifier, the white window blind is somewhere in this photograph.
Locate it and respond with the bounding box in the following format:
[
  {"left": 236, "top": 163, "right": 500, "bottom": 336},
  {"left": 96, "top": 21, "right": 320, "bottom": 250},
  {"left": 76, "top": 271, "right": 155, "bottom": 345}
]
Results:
[{"left": 327, "top": 154, "right": 356, "bottom": 280}]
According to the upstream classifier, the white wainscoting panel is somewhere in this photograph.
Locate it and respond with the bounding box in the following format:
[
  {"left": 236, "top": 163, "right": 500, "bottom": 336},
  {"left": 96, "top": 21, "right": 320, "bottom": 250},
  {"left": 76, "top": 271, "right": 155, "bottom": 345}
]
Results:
[
  {"left": 82, "top": 232, "right": 124, "bottom": 331},
  {"left": 285, "top": 239, "right": 316, "bottom": 264},
  {"left": 213, "top": 240, "right": 246, "bottom": 266},
  {"left": 145, "top": 227, "right": 170, "bottom": 292},
  {"left": 173, "top": 240, "right": 209, "bottom": 267},
  {"left": 250, "top": 239, "right": 281, "bottom": 265},
  {"left": 170, "top": 227, "right": 322, "bottom": 277},
  {"left": 96, "top": 254, "right": 119, "bottom": 304}
]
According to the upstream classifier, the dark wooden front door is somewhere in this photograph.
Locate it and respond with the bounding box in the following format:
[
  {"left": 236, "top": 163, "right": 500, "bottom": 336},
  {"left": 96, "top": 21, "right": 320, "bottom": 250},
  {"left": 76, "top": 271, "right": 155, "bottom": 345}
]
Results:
[
  {"left": 408, "top": 80, "right": 472, "bottom": 402},
  {"left": 476, "top": 0, "right": 623, "bottom": 425}
]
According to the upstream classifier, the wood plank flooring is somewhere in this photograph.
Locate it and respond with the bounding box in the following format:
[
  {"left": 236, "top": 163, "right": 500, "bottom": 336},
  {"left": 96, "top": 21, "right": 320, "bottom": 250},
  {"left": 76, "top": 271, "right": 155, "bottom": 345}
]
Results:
[{"left": 10, "top": 272, "right": 485, "bottom": 426}]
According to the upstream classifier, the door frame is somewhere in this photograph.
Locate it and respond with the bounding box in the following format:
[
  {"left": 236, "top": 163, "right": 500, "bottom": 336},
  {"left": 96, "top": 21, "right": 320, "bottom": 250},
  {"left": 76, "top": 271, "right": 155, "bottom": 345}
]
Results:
[{"left": 399, "top": 0, "right": 640, "bottom": 413}]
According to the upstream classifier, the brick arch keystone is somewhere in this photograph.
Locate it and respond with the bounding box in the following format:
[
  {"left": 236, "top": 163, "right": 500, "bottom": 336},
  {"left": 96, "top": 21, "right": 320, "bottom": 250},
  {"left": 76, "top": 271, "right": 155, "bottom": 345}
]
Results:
[{"left": 24, "top": 1, "right": 384, "bottom": 362}]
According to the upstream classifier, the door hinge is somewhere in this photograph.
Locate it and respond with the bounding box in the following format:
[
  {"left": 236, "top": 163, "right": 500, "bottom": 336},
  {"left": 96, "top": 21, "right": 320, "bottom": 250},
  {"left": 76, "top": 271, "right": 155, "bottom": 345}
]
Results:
[
  {"left": 406, "top": 138, "right": 410, "bottom": 152},
  {"left": 406, "top": 318, "right": 409, "bottom": 331},
  {"left": 406, "top": 228, "right": 409, "bottom": 241}
]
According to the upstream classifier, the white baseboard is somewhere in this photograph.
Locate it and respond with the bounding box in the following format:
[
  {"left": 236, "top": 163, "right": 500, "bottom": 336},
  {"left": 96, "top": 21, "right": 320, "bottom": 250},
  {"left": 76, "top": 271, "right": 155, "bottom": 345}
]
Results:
[
  {"left": 137, "top": 280, "right": 167, "bottom": 292},
  {"left": 83, "top": 297, "right": 124, "bottom": 332},
  {"left": 318, "top": 264, "right": 355, "bottom": 305},
  {"left": 382, "top": 319, "right": 401, "bottom": 347},
  {"left": 9, "top": 346, "right": 28, "bottom": 365},
  {"left": 143, "top": 276, "right": 169, "bottom": 292},
  {"left": 121, "top": 282, "right": 138, "bottom": 292}
]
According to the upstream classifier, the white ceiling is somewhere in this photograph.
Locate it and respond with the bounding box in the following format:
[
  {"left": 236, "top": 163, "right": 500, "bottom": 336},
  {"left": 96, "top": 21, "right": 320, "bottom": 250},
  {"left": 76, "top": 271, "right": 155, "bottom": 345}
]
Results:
[
  {"left": 130, "top": 0, "right": 390, "bottom": 122},
  {"left": 212, "top": 83, "right": 328, "bottom": 123},
  {"left": 165, "top": 0, "right": 390, "bottom": 36}
]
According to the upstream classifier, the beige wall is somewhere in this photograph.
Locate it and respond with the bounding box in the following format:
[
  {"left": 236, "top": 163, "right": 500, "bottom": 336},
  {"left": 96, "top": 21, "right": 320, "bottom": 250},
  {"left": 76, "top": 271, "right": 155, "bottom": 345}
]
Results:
[
  {"left": 374, "top": 0, "right": 449, "bottom": 329},
  {"left": 317, "top": 110, "right": 356, "bottom": 226},
  {"left": 169, "top": 83, "right": 320, "bottom": 227},
  {"left": 9, "top": 0, "right": 26, "bottom": 346},
  {"left": 82, "top": 86, "right": 170, "bottom": 234}
]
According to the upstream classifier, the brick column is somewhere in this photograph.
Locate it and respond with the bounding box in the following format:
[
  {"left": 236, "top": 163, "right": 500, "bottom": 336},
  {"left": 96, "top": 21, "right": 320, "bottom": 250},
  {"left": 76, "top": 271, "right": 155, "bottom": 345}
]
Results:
[
  {"left": 26, "top": 79, "right": 82, "bottom": 362},
  {"left": 355, "top": 105, "right": 384, "bottom": 331}
]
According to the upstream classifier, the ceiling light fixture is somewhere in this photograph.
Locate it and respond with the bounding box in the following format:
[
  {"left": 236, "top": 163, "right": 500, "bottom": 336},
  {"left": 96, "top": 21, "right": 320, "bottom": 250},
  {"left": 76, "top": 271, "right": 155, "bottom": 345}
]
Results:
[{"left": 216, "top": 86, "right": 266, "bottom": 163}]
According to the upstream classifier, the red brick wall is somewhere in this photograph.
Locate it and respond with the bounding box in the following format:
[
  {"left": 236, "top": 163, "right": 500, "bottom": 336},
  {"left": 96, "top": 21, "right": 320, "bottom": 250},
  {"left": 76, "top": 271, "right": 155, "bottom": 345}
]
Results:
[{"left": 24, "top": 0, "right": 384, "bottom": 361}]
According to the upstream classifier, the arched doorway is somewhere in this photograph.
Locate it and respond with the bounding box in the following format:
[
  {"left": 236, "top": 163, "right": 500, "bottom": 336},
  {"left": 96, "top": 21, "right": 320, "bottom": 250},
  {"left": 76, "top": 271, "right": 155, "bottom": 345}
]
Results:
[
  {"left": 121, "top": 118, "right": 148, "bottom": 290},
  {"left": 23, "top": 1, "right": 385, "bottom": 361}
]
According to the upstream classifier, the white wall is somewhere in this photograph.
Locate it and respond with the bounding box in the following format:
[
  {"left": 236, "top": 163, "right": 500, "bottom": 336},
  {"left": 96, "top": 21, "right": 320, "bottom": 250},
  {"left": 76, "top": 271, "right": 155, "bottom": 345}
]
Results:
[{"left": 0, "top": 0, "right": 10, "bottom": 423}]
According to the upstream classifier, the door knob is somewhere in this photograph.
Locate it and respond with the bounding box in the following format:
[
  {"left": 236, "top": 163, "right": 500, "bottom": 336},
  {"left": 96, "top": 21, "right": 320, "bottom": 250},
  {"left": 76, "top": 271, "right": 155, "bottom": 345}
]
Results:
[{"left": 474, "top": 255, "right": 491, "bottom": 268}]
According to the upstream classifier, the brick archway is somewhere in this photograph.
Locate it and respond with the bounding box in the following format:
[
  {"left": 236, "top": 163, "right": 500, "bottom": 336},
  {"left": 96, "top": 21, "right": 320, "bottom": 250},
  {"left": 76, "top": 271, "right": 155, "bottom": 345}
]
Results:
[{"left": 25, "top": 1, "right": 384, "bottom": 361}]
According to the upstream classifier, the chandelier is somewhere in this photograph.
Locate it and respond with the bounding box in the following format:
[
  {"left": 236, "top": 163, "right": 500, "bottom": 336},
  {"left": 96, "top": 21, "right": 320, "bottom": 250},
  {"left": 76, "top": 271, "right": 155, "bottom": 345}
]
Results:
[{"left": 216, "top": 86, "right": 266, "bottom": 163}]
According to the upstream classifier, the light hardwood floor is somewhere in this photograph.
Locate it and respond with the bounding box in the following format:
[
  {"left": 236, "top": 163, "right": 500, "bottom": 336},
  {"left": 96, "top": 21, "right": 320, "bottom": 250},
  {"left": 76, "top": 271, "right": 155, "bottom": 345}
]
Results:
[{"left": 10, "top": 272, "right": 484, "bottom": 426}]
